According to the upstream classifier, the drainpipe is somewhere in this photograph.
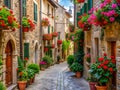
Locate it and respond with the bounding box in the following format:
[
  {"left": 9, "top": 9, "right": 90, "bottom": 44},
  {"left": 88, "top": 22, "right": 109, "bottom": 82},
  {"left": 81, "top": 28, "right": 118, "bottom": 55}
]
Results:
[
  {"left": 19, "top": 0, "right": 23, "bottom": 59},
  {"left": 40, "top": 0, "right": 42, "bottom": 59}
]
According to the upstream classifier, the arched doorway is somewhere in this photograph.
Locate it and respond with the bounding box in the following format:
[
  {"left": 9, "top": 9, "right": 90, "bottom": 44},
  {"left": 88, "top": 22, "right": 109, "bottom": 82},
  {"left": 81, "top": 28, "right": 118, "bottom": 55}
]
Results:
[
  {"left": 34, "top": 44, "right": 38, "bottom": 64},
  {"left": 5, "top": 40, "right": 13, "bottom": 86}
]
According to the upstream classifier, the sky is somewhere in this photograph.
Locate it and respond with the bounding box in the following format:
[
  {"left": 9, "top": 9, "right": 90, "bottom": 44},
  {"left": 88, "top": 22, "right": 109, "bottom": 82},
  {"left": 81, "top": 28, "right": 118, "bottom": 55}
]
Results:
[{"left": 58, "top": 0, "right": 74, "bottom": 22}]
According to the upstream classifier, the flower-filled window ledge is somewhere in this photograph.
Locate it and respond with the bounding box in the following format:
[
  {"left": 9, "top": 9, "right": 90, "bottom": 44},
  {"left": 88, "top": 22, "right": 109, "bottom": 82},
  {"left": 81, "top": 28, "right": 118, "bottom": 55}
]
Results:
[
  {"left": 0, "top": 6, "right": 19, "bottom": 31},
  {"left": 41, "top": 18, "right": 50, "bottom": 27},
  {"left": 22, "top": 17, "right": 35, "bottom": 32}
]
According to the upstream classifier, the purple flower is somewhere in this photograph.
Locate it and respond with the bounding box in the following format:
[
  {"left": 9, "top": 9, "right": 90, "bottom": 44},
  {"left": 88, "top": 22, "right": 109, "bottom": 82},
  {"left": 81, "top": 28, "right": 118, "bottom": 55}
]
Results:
[
  {"left": 111, "top": 4, "right": 117, "bottom": 9},
  {"left": 109, "top": 17, "right": 115, "bottom": 22},
  {"left": 40, "top": 61, "right": 47, "bottom": 65}
]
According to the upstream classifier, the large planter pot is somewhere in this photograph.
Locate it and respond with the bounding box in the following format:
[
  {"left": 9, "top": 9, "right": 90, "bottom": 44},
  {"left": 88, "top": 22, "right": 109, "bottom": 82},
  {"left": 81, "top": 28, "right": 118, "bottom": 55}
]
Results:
[
  {"left": 95, "top": 85, "right": 107, "bottom": 90},
  {"left": 75, "top": 72, "right": 81, "bottom": 78},
  {"left": 31, "top": 75, "right": 35, "bottom": 83},
  {"left": 17, "top": 81, "right": 27, "bottom": 90},
  {"left": 89, "top": 82, "right": 97, "bottom": 90}
]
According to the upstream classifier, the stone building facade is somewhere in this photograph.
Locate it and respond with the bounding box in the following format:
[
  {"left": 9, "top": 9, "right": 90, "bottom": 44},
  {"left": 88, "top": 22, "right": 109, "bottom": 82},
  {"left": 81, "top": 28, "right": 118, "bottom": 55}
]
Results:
[{"left": 75, "top": 0, "right": 120, "bottom": 90}]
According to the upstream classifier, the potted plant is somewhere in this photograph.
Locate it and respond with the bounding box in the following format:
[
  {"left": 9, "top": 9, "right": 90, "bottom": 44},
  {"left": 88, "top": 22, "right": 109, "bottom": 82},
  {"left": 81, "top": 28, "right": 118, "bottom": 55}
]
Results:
[
  {"left": 70, "top": 62, "right": 83, "bottom": 78},
  {"left": 92, "top": 54, "right": 116, "bottom": 90},
  {"left": 0, "top": 6, "right": 19, "bottom": 31},
  {"left": 22, "top": 17, "right": 35, "bottom": 32},
  {"left": 39, "top": 61, "right": 47, "bottom": 70},
  {"left": 27, "top": 68, "right": 35, "bottom": 85},
  {"left": 57, "top": 55, "right": 61, "bottom": 63},
  {"left": 42, "top": 55, "right": 53, "bottom": 67},
  {"left": 27, "top": 63, "right": 40, "bottom": 83},
  {"left": 88, "top": 63, "right": 98, "bottom": 90},
  {"left": 41, "top": 18, "right": 49, "bottom": 27},
  {"left": 0, "top": 82, "right": 6, "bottom": 90},
  {"left": 67, "top": 55, "right": 75, "bottom": 68},
  {"left": 17, "top": 69, "right": 28, "bottom": 90},
  {"left": 85, "top": 53, "right": 91, "bottom": 64}
]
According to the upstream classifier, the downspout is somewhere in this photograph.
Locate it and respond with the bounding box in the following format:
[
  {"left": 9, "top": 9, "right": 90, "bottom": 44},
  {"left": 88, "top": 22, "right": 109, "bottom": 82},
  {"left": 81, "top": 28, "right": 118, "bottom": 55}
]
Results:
[
  {"left": 19, "top": 0, "right": 23, "bottom": 59},
  {"left": 40, "top": 0, "right": 42, "bottom": 59}
]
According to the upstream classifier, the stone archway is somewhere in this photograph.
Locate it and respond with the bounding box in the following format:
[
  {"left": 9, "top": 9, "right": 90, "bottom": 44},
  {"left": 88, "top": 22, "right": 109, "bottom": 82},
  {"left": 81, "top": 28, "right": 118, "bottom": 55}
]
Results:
[{"left": 5, "top": 40, "right": 14, "bottom": 86}]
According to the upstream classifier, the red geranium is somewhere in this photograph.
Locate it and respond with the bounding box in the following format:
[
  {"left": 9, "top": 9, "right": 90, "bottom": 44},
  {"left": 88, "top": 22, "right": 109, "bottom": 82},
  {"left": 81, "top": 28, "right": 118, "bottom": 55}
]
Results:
[{"left": 98, "top": 58, "right": 104, "bottom": 62}]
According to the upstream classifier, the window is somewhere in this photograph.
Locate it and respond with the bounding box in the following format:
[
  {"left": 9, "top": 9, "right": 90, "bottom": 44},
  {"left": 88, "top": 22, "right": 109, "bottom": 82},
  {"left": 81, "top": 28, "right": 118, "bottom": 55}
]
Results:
[
  {"left": 47, "top": 4, "right": 50, "bottom": 15},
  {"left": 22, "top": 0, "right": 26, "bottom": 16},
  {"left": 52, "top": 26, "right": 54, "bottom": 32},
  {"left": 52, "top": 8, "right": 54, "bottom": 16},
  {"left": 34, "top": 3, "right": 38, "bottom": 22},
  {"left": 58, "top": 32, "right": 61, "bottom": 39},
  {"left": 24, "top": 43, "right": 29, "bottom": 59},
  {"left": 48, "top": 26, "right": 50, "bottom": 33},
  {"left": 4, "top": 0, "right": 11, "bottom": 9}
]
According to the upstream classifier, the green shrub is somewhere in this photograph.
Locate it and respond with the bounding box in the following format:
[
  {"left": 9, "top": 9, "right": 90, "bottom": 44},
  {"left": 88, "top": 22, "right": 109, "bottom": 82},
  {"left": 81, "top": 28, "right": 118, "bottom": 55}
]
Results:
[
  {"left": 70, "top": 62, "right": 83, "bottom": 72},
  {"left": 27, "top": 64, "right": 40, "bottom": 74},
  {"left": 27, "top": 68, "right": 35, "bottom": 80},
  {"left": 0, "top": 82, "right": 6, "bottom": 90},
  {"left": 42, "top": 55, "right": 53, "bottom": 65},
  {"left": 67, "top": 55, "right": 74, "bottom": 67}
]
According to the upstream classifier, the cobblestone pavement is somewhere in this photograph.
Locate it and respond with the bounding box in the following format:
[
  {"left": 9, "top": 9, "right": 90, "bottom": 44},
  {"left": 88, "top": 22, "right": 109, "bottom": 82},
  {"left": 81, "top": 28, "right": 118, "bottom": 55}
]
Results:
[{"left": 24, "top": 62, "right": 90, "bottom": 90}]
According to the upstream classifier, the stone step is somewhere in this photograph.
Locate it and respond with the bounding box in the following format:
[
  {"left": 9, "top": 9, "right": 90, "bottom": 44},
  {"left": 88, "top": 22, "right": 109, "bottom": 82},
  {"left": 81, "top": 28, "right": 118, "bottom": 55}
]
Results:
[{"left": 7, "top": 84, "right": 17, "bottom": 90}]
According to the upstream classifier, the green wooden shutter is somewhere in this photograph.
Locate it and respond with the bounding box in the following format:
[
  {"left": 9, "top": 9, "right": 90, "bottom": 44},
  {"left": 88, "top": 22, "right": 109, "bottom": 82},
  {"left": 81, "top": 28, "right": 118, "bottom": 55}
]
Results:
[
  {"left": 22, "top": 0, "right": 26, "bottom": 16},
  {"left": 48, "top": 26, "right": 50, "bottom": 33},
  {"left": 84, "top": 3, "right": 87, "bottom": 13},
  {"left": 88, "top": 0, "right": 93, "bottom": 11},
  {"left": 24, "top": 43, "right": 29, "bottom": 59},
  {"left": 4, "top": 0, "right": 11, "bottom": 9},
  {"left": 34, "top": 3, "right": 37, "bottom": 21},
  {"left": 52, "top": 27, "right": 54, "bottom": 32}
]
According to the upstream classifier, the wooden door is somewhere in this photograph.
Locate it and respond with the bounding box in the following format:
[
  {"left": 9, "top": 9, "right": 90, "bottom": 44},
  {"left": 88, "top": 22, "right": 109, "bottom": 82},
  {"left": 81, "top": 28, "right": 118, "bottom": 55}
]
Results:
[
  {"left": 111, "top": 41, "right": 116, "bottom": 90},
  {"left": 5, "top": 41, "right": 13, "bottom": 86}
]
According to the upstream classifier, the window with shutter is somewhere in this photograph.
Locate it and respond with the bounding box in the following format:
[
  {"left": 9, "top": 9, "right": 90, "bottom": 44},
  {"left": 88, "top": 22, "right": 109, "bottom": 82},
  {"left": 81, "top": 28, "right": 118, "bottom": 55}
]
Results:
[
  {"left": 52, "top": 26, "right": 54, "bottom": 32},
  {"left": 4, "top": 0, "right": 11, "bottom": 9},
  {"left": 22, "top": 0, "right": 26, "bottom": 16},
  {"left": 88, "top": 0, "right": 93, "bottom": 11},
  {"left": 34, "top": 3, "right": 38, "bottom": 22},
  {"left": 84, "top": 3, "right": 87, "bottom": 13},
  {"left": 48, "top": 26, "right": 50, "bottom": 33},
  {"left": 24, "top": 43, "right": 29, "bottom": 59}
]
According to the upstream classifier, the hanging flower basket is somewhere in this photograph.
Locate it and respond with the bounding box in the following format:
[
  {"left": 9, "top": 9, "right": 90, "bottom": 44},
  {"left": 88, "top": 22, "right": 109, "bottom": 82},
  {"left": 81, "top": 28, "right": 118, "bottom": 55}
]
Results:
[
  {"left": 22, "top": 17, "right": 35, "bottom": 32},
  {"left": 57, "top": 40, "right": 62, "bottom": 45},
  {"left": 43, "top": 34, "right": 53, "bottom": 40},
  {"left": 0, "top": 6, "right": 19, "bottom": 31},
  {"left": 52, "top": 32, "right": 58, "bottom": 37},
  {"left": 41, "top": 18, "right": 50, "bottom": 27}
]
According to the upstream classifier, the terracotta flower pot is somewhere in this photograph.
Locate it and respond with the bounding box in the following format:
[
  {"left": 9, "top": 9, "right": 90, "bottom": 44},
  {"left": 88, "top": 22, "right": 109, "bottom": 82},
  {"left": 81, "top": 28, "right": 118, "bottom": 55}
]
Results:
[
  {"left": 31, "top": 75, "right": 35, "bottom": 83},
  {"left": 75, "top": 72, "right": 81, "bottom": 78},
  {"left": 95, "top": 85, "right": 107, "bottom": 90},
  {"left": 89, "top": 82, "right": 97, "bottom": 90},
  {"left": 43, "top": 34, "right": 53, "bottom": 40},
  {"left": 22, "top": 27, "right": 29, "bottom": 32},
  {"left": 17, "top": 81, "right": 27, "bottom": 90}
]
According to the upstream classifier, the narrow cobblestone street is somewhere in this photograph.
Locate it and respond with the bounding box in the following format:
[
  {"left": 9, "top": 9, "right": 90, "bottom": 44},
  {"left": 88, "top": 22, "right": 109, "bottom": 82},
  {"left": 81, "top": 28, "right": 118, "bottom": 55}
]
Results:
[{"left": 24, "top": 62, "right": 90, "bottom": 90}]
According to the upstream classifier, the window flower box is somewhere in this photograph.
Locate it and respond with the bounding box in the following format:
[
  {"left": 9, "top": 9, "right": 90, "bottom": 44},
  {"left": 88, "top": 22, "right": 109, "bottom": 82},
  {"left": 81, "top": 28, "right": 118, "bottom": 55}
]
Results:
[
  {"left": 43, "top": 34, "right": 53, "bottom": 40},
  {"left": 52, "top": 32, "right": 58, "bottom": 37},
  {"left": 22, "top": 17, "right": 35, "bottom": 32},
  {"left": 0, "top": 6, "right": 19, "bottom": 31}
]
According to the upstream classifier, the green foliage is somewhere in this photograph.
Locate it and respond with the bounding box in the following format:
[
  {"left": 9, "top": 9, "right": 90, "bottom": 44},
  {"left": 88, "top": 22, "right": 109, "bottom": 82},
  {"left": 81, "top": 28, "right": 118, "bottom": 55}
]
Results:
[
  {"left": 42, "top": 55, "right": 53, "bottom": 66},
  {"left": 27, "top": 68, "right": 35, "bottom": 80},
  {"left": 0, "top": 56, "right": 3, "bottom": 65},
  {"left": 81, "top": 14, "right": 90, "bottom": 23},
  {"left": 67, "top": 55, "right": 75, "bottom": 67},
  {"left": 74, "top": 29, "right": 84, "bottom": 41},
  {"left": 70, "top": 62, "right": 83, "bottom": 72},
  {"left": 62, "top": 40, "right": 70, "bottom": 52},
  {"left": 22, "top": 17, "right": 30, "bottom": 27},
  {"left": 18, "top": 69, "right": 28, "bottom": 81},
  {"left": 0, "top": 82, "right": 6, "bottom": 90},
  {"left": 27, "top": 64, "right": 40, "bottom": 74}
]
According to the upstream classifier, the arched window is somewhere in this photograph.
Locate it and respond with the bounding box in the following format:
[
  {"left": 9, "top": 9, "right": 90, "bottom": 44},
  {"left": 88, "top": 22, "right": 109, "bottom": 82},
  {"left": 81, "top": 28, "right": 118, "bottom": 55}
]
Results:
[{"left": 4, "top": 0, "right": 11, "bottom": 9}]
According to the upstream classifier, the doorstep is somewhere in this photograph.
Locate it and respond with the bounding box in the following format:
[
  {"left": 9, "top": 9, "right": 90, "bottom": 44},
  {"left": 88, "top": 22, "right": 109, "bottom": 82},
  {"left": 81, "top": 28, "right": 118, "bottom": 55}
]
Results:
[{"left": 7, "top": 84, "right": 17, "bottom": 90}]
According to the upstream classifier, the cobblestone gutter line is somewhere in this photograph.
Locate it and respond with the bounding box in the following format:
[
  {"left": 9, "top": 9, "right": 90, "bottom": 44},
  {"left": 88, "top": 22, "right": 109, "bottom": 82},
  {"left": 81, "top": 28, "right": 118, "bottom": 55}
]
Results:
[{"left": 56, "top": 68, "right": 68, "bottom": 90}]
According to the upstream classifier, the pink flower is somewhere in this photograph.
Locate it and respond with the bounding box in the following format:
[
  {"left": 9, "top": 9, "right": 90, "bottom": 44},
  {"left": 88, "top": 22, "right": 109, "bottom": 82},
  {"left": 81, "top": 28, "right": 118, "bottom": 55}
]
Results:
[
  {"left": 111, "top": 4, "right": 117, "bottom": 9},
  {"left": 109, "top": 17, "right": 115, "bottom": 22}
]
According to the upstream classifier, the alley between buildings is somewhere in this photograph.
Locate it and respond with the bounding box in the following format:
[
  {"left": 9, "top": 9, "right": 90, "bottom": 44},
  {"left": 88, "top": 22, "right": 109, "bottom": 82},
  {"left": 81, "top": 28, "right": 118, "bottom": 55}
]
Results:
[{"left": 15, "top": 62, "right": 90, "bottom": 90}]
